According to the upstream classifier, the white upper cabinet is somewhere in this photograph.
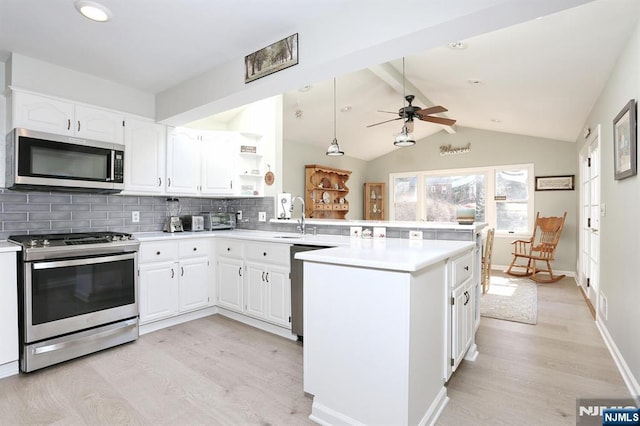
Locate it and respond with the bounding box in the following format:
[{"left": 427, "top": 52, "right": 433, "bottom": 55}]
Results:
[
  {"left": 124, "top": 118, "right": 166, "bottom": 194},
  {"left": 11, "top": 90, "right": 124, "bottom": 144},
  {"left": 201, "top": 132, "right": 236, "bottom": 195},
  {"left": 166, "top": 127, "right": 201, "bottom": 195}
]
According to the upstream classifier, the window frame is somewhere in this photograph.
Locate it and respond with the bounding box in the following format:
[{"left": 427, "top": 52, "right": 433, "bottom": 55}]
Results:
[{"left": 389, "top": 163, "right": 535, "bottom": 236}]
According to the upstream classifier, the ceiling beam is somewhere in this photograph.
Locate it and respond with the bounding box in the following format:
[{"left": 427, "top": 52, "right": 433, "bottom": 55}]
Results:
[{"left": 368, "top": 62, "right": 456, "bottom": 134}]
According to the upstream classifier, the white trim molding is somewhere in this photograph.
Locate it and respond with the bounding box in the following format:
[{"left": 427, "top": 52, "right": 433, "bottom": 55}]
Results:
[{"left": 596, "top": 319, "right": 640, "bottom": 404}]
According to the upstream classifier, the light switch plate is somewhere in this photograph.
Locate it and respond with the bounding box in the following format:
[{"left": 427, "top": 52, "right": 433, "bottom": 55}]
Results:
[
  {"left": 237, "top": 210, "right": 242, "bottom": 220},
  {"left": 258, "top": 212, "right": 266, "bottom": 222}
]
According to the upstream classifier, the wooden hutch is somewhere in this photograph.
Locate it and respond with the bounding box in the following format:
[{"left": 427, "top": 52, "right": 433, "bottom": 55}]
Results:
[{"left": 305, "top": 164, "right": 351, "bottom": 219}]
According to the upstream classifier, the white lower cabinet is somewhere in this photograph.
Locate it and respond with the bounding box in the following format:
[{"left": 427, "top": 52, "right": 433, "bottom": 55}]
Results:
[
  {"left": 446, "top": 249, "right": 475, "bottom": 380},
  {"left": 216, "top": 239, "right": 292, "bottom": 329},
  {"left": 0, "top": 250, "right": 18, "bottom": 375},
  {"left": 139, "top": 238, "right": 213, "bottom": 325}
]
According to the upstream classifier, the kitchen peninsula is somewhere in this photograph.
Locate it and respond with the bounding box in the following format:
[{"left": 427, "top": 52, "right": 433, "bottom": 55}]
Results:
[{"left": 296, "top": 238, "right": 476, "bottom": 426}]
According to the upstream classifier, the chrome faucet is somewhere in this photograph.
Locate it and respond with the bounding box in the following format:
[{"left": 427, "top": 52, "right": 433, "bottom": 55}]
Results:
[{"left": 291, "top": 196, "right": 306, "bottom": 235}]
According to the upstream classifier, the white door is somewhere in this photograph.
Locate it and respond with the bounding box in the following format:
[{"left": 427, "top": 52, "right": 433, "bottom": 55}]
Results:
[
  {"left": 124, "top": 118, "right": 166, "bottom": 193},
  {"left": 244, "top": 262, "right": 266, "bottom": 319},
  {"left": 12, "top": 91, "right": 74, "bottom": 135},
  {"left": 178, "top": 257, "right": 210, "bottom": 312},
  {"left": 579, "top": 126, "right": 601, "bottom": 311},
  {"left": 201, "top": 132, "right": 236, "bottom": 195},
  {"left": 217, "top": 257, "right": 244, "bottom": 313},
  {"left": 75, "top": 104, "right": 124, "bottom": 143},
  {"left": 166, "top": 128, "right": 201, "bottom": 194},
  {"left": 139, "top": 262, "right": 179, "bottom": 324},
  {"left": 265, "top": 265, "right": 291, "bottom": 328}
]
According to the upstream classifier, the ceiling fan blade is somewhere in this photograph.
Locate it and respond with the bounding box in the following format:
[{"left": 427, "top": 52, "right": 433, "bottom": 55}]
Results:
[
  {"left": 366, "top": 117, "right": 402, "bottom": 128},
  {"left": 377, "top": 110, "right": 400, "bottom": 114},
  {"left": 418, "top": 115, "right": 457, "bottom": 126},
  {"left": 416, "top": 105, "right": 447, "bottom": 116}
]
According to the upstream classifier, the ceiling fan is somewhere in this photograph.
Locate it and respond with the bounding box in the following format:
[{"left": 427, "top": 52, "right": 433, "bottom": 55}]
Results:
[
  {"left": 366, "top": 94, "right": 456, "bottom": 132},
  {"left": 366, "top": 57, "right": 456, "bottom": 132}
]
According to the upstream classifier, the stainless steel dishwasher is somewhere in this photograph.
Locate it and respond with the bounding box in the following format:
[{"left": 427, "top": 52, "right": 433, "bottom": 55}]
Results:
[{"left": 290, "top": 244, "right": 330, "bottom": 341}]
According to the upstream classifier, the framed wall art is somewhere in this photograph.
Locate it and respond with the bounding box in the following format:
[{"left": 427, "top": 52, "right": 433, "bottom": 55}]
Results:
[
  {"left": 613, "top": 99, "right": 637, "bottom": 180},
  {"left": 244, "top": 33, "right": 298, "bottom": 83},
  {"left": 535, "top": 175, "right": 575, "bottom": 191}
]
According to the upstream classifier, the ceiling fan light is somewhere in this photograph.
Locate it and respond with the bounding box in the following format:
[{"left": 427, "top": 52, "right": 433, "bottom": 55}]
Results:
[
  {"left": 326, "top": 138, "right": 344, "bottom": 156},
  {"left": 394, "top": 127, "right": 415, "bottom": 147}
]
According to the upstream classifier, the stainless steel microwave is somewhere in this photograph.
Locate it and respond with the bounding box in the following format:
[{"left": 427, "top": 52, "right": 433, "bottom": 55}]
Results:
[{"left": 6, "top": 128, "right": 125, "bottom": 193}]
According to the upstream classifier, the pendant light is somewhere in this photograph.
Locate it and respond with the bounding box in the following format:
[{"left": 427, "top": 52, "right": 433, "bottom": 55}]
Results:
[
  {"left": 326, "top": 78, "right": 344, "bottom": 156},
  {"left": 393, "top": 57, "right": 416, "bottom": 147}
]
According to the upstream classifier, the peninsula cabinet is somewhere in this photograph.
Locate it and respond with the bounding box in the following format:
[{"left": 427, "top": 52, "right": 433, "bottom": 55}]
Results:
[
  {"left": 0, "top": 249, "right": 18, "bottom": 378},
  {"left": 446, "top": 250, "right": 475, "bottom": 379},
  {"left": 305, "top": 164, "right": 351, "bottom": 219},
  {"left": 11, "top": 90, "right": 124, "bottom": 144},
  {"left": 364, "top": 182, "right": 385, "bottom": 220},
  {"left": 138, "top": 239, "right": 213, "bottom": 324}
]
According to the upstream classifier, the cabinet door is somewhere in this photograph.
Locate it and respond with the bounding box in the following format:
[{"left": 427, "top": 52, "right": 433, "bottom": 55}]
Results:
[
  {"left": 201, "top": 132, "right": 236, "bottom": 195},
  {"left": 12, "top": 91, "right": 74, "bottom": 135},
  {"left": 166, "top": 128, "right": 201, "bottom": 194},
  {"left": 75, "top": 104, "right": 124, "bottom": 143},
  {"left": 451, "top": 283, "right": 468, "bottom": 371},
  {"left": 265, "top": 265, "right": 291, "bottom": 328},
  {"left": 217, "top": 256, "right": 244, "bottom": 313},
  {"left": 0, "top": 253, "right": 18, "bottom": 366},
  {"left": 124, "top": 118, "right": 166, "bottom": 193},
  {"left": 139, "top": 262, "right": 179, "bottom": 324},
  {"left": 244, "top": 262, "right": 266, "bottom": 319},
  {"left": 179, "top": 257, "right": 210, "bottom": 312}
]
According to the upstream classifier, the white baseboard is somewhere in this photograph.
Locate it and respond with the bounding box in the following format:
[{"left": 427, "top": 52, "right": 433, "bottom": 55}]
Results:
[
  {"left": 216, "top": 307, "right": 297, "bottom": 341},
  {"left": 0, "top": 361, "right": 18, "bottom": 379},
  {"left": 421, "top": 387, "right": 449, "bottom": 426},
  {"left": 140, "top": 306, "right": 218, "bottom": 335},
  {"left": 596, "top": 318, "right": 640, "bottom": 404}
]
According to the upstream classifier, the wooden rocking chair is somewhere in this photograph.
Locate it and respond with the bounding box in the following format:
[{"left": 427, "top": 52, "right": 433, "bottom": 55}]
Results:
[
  {"left": 481, "top": 228, "right": 495, "bottom": 294},
  {"left": 505, "top": 212, "right": 567, "bottom": 283}
]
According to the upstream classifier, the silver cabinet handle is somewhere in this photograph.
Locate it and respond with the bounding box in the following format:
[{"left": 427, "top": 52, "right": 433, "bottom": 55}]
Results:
[
  {"left": 171, "top": 268, "right": 175, "bottom": 278},
  {"left": 67, "top": 119, "right": 71, "bottom": 130},
  {"left": 77, "top": 120, "right": 81, "bottom": 132},
  {"left": 238, "top": 267, "right": 242, "bottom": 277},
  {"left": 168, "top": 177, "right": 172, "bottom": 187},
  {"left": 181, "top": 266, "right": 184, "bottom": 276},
  {"left": 265, "top": 272, "right": 269, "bottom": 283},
  {"left": 158, "top": 177, "right": 162, "bottom": 187}
]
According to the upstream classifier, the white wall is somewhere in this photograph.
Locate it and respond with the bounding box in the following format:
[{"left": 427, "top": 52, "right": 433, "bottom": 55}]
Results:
[
  {"left": 578, "top": 20, "right": 640, "bottom": 399},
  {"left": 283, "top": 141, "right": 368, "bottom": 220},
  {"left": 7, "top": 54, "right": 154, "bottom": 117},
  {"left": 365, "top": 126, "right": 578, "bottom": 271}
]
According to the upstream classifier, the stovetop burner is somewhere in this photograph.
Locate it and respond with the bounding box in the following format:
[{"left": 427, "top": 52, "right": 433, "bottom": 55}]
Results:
[{"left": 8, "top": 232, "right": 134, "bottom": 248}]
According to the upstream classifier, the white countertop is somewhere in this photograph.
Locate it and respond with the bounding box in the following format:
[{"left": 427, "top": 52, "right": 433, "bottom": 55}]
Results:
[
  {"left": 0, "top": 241, "right": 21, "bottom": 253},
  {"left": 295, "top": 238, "right": 474, "bottom": 272},
  {"left": 271, "top": 218, "right": 487, "bottom": 232},
  {"left": 134, "top": 229, "right": 351, "bottom": 247}
]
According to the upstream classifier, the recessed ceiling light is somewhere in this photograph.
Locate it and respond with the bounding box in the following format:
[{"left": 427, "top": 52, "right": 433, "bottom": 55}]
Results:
[
  {"left": 340, "top": 105, "right": 352, "bottom": 113},
  {"left": 74, "top": 1, "right": 113, "bottom": 22},
  {"left": 447, "top": 41, "right": 466, "bottom": 50}
]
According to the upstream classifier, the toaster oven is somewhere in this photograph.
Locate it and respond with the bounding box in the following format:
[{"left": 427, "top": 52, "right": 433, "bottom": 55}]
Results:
[{"left": 202, "top": 212, "right": 236, "bottom": 230}]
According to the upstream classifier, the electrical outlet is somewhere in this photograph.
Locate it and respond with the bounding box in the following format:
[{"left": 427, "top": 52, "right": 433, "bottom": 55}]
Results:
[
  {"left": 258, "top": 211, "right": 266, "bottom": 222},
  {"left": 237, "top": 210, "right": 242, "bottom": 220},
  {"left": 409, "top": 230, "right": 423, "bottom": 240},
  {"left": 131, "top": 211, "right": 140, "bottom": 223}
]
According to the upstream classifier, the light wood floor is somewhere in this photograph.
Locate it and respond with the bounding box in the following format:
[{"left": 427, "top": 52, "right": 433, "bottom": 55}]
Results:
[{"left": 0, "top": 275, "right": 630, "bottom": 425}]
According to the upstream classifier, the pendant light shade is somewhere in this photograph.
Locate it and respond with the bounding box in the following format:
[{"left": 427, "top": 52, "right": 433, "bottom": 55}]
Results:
[
  {"left": 326, "top": 78, "right": 344, "bottom": 156},
  {"left": 394, "top": 125, "right": 416, "bottom": 147}
]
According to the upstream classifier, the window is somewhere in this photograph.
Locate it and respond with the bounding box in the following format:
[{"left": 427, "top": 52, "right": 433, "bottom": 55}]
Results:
[{"left": 390, "top": 164, "right": 534, "bottom": 234}]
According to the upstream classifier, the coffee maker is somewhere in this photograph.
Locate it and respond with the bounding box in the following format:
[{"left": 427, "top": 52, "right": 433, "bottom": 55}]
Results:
[{"left": 163, "top": 198, "right": 183, "bottom": 232}]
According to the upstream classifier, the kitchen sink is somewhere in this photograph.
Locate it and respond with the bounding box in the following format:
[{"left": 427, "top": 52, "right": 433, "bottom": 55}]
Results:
[{"left": 273, "top": 235, "right": 301, "bottom": 239}]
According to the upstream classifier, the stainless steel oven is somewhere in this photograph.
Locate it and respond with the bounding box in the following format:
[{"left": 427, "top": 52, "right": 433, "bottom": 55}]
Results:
[{"left": 9, "top": 232, "right": 139, "bottom": 372}]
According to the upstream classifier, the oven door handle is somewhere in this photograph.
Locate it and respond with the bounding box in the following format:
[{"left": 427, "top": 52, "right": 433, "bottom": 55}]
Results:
[{"left": 32, "top": 253, "right": 137, "bottom": 270}]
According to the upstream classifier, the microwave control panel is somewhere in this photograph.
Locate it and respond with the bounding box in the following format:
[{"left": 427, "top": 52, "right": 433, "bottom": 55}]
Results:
[{"left": 114, "top": 151, "right": 124, "bottom": 183}]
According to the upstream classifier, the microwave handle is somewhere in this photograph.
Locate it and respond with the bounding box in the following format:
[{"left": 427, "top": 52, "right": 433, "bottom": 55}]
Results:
[{"left": 109, "top": 150, "right": 115, "bottom": 182}]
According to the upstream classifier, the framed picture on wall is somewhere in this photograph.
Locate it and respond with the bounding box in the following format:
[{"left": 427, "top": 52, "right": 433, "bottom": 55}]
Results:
[{"left": 613, "top": 99, "right": 637, "bottom": 180}]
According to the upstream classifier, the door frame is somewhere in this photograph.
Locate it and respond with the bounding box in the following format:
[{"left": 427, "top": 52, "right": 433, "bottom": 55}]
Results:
[{"left": 578, "top": 124, "right": 601, "bottom": 317}]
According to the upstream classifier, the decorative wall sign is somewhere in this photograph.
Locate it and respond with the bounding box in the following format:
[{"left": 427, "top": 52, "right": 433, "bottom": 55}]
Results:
[
  {"left": 613, "top": 99, "right": 637, "bottom": 180},
  {"left": 245, "top": 33, "right": 298, "bottom": 83},
  {"left": 439, "top": 142, "right": 471, "bottom": 156},
  {"left": 535, "top": 175, "right": 575, "bottom": 191}
]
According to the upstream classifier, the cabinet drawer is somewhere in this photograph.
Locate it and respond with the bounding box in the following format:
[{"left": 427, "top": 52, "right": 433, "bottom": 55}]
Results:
[
  {"left": 178, "top": 239, "right": 209, "bottom": 258},
  {"left": 215, "top": 239, "right": 244, "bottom": 258},
  {"left": 452, "top": 251, "right": 473, "bottom": 286},
  {"left": 139, "top": 241, "right": 178, "bottom": 263},
  {"left": 245, "top": 242, "right": 290, "bottom": 265}
]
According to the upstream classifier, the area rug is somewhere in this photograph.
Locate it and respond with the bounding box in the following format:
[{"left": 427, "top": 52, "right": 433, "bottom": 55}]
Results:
[{"left": 480, "top": 274, "right": 538, "bottom": 324}]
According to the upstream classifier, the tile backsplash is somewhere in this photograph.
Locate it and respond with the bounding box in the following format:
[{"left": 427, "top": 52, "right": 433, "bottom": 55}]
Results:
[{"left": 0, "top": 188, "right": 275, "bottom": 239}]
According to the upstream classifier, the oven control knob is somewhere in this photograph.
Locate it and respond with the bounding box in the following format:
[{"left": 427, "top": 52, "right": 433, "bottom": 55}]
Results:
[
  {"left": 112, "top": 235, "right": 121, "bottom": 241},
  {"left": 42, "top": 239, "right": 50, "bottom": 246},
  {"left": 29, "top": 239, "right": 39, "bottom": 247}
]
